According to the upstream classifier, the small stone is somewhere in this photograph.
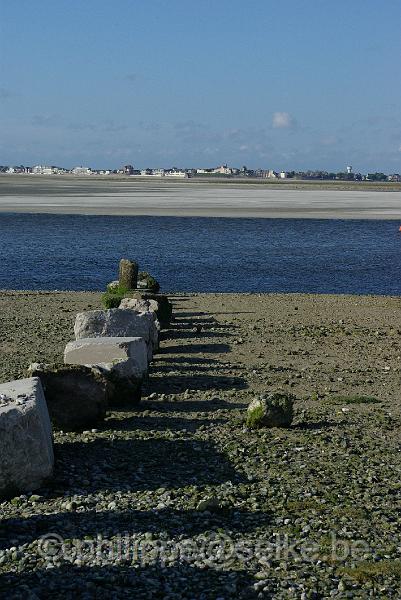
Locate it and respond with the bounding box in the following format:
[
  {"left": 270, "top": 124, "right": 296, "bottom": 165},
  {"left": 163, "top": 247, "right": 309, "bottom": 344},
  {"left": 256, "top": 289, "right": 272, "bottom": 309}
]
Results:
[{"left": 196, "top": 496, "right": 221, "bottom": 511}]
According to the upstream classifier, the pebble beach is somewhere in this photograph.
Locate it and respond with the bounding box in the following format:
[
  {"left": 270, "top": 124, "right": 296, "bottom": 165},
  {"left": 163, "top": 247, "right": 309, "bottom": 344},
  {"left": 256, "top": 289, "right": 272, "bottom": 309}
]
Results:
[{"left": 0, "top": 290, "right": 400, "bottom": 598}]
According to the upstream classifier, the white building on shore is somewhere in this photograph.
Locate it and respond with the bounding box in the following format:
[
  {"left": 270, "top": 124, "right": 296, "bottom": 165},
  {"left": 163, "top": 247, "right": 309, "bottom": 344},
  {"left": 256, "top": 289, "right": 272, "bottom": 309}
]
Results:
[
  {"left": 71, "top": 166, "right": 92, "bottom": 175},
  {"left": 32, "top": 165, "right": 56, "bottom": 175},
  {"left": 165, "top": 169, "right": 188, "bottom": 178}
]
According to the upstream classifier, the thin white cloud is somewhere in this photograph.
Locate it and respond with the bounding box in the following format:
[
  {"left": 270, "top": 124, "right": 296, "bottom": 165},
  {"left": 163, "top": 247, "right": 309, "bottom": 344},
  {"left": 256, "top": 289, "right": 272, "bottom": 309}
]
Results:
[{"left": 272, "top": 111, "right": 295, "bottom": 129}]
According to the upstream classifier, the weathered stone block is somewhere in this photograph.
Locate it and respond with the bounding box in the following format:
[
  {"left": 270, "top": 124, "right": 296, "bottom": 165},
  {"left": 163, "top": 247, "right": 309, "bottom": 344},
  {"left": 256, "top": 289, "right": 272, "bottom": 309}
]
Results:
[
  {"left": 124, "top": 292, "right": 172, "bottom": 327},
  {"left": 119, "top": 258, "right": 138, "bottom": 290},
  {"left": 64, "top": 337, "right": 148, "bottom": 379},
  {"left": 120, "top": 297, "right": 159, "bottom": 314},
  {"left": 28, "top": 364, "right": 108, "bottom": 431},
  {"left": 74, "top": 309, "right": 158, "bottom": 360},
  {"left": 0, "top": 377, "right": 54, "bottom": 498}
]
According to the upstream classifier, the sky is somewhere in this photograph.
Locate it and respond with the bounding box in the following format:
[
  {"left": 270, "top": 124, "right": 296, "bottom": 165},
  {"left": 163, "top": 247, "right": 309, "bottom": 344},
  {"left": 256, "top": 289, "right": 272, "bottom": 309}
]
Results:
[{"left": 1, "top": 0, "right": 401, "bottom": 171}]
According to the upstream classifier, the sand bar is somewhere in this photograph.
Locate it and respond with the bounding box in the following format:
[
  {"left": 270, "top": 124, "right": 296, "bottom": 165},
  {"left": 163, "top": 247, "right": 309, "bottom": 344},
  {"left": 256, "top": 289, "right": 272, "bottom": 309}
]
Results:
[{"left": 1, "top": 177, "right": 401, "bottom": 218}]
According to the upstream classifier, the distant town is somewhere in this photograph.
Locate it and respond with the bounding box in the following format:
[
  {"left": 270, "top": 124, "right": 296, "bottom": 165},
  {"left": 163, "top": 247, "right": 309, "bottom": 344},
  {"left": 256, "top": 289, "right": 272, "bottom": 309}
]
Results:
[{"left": 0, "top": 163, "right": 400, "bottom": 182}]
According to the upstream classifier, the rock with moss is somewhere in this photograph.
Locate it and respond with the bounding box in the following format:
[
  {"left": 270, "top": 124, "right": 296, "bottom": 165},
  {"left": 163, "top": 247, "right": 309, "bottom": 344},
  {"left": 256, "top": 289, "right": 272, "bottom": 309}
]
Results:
[
  {"left": 246, "top": 393, "right": 294, "bottom": 429},
  {"left": 101, "top": 292, "right": 123, "bottom": 309},
  {"left": 137, "top": 271, "right": 160, "bottom": 293},
  {"left": 27, "top": 363, "right": 108, "bottom": 431},
  {"left": 102, "top": 283, "right": 130, "bottom": 309},
  {"left": 106, "top": 280, "right": 120, "bottom": 293}
]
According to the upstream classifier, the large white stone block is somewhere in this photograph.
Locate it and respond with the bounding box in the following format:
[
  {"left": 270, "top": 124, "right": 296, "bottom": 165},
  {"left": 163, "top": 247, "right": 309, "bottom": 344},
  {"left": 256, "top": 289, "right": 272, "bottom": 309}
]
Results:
[
  {"left": 74, "top": 309, "right": 159, "bottom": 360},
  {"left": 0, "top": 377, "right": 54, "bottom": 498},
  {"left": 64, "top": 337, "right": 148, "bottom": 379}
]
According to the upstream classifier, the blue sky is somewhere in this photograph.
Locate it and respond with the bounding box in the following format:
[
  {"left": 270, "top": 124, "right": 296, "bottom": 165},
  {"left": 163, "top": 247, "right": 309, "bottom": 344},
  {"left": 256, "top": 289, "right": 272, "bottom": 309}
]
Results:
[{"left": 1, "top": 0, "right": 400, "bottom": 171}]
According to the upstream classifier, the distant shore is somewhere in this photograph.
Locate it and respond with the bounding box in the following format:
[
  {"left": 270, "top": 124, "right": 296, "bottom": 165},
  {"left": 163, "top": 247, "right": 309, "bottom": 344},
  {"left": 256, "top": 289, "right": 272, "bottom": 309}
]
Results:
[{"left": 1, "top": 175, "right": 401, "bottom": 219}]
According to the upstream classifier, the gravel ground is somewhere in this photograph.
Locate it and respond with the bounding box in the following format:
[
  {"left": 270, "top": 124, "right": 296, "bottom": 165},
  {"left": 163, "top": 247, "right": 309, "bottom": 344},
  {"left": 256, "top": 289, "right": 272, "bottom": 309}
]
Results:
[{"left": 0, "top": 291, "right": 400, "bottom": 599}]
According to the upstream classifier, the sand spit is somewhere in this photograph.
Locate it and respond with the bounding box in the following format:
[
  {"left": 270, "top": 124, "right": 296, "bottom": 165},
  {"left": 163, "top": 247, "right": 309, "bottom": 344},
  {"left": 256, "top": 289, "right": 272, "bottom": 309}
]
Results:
[{"left": 1, "top": 176, "right": 401, "bottom": 218}]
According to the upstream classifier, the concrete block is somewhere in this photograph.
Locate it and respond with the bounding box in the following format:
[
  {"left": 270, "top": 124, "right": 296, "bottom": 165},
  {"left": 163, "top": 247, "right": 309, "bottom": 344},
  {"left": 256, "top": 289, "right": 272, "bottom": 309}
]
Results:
[
  {"left": 0, "top": 377, "right": 54, "bottom": 498},
  {"left": 64, "top": 337, "right": 148, "bottom": 379},
  {"left": 28, "top": 364, "right": 108, "bottom": 431},
  {"left": 74, "top": 309, "right": 158, "bottom": 360}
]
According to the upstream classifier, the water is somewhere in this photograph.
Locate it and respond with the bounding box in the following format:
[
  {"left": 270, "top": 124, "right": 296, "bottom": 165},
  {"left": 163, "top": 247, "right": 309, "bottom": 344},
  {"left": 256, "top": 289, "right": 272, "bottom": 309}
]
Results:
[{"left": 0, "top": 213, "right": 400, "bottom": 295}]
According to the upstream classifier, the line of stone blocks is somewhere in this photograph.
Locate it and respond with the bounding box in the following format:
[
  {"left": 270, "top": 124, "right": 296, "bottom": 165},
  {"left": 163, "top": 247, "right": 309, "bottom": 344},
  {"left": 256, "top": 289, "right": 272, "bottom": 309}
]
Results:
[{"left": 0, "top": 290, "right": 172, "bottom": 498}]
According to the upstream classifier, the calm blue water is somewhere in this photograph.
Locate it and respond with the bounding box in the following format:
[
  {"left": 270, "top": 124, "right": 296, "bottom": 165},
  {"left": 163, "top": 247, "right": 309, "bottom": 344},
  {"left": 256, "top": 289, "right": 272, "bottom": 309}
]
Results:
[{"left": 0, "top": 213, "right": 400, "bottom": 295}]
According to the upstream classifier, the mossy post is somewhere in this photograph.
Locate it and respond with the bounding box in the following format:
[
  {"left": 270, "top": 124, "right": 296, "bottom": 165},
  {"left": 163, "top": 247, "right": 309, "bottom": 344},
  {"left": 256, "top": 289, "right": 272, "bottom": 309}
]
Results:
[{"left": 119, "top": 259, "right": 138, "bottom": 290}]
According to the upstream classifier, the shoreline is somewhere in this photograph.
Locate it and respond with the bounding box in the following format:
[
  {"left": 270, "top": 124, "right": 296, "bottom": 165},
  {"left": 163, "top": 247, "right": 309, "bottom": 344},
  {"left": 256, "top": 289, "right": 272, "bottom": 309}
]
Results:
[
  {"left": 1, "top": 289, "right": 401, "bottom": 299},
  {"left": 2, "top": 207, "right": 401, "bottom": 220},
  {"left": 2, "top": 173, "right": 401, "bottom": 192}
]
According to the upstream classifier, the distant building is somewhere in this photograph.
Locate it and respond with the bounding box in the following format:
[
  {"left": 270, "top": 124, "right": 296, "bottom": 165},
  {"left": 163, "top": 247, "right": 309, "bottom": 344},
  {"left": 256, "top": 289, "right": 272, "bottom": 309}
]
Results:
[
  {"left": 32, "top": 165, "right": 56, "bottom": 175},
  {"left": 346, "top": 165, "right": 353, "bottom": 174},
  {"left": 267, "top": 170, "right": 279, "bottom": 179},
  {"left": 212, "top": 164, "right": 234, "bottom": 175},
  {"left": 72, "top": 166, "right": 92, "bottom": 175},
  {"left": 280, "top": 171, "right": 287, "bottom": 179},
  {"left": 165, "top": 170, "right": 188, "bottom": 178}
]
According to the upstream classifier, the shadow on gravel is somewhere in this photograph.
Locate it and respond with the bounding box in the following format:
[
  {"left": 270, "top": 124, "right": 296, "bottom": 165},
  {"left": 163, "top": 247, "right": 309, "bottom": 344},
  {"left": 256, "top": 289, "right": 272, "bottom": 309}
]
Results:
[
  {"left": 153, "top": 363, "right": 229, "bottom": 374},
  {"left": 172, "top": 318, "right": 236, "bottom": 330},
  {"left": 45, "top": 438, "right": 246, "bottom": 496},
  {"left": 166, "top": 330, "right": 234, "bottom": 340},
  {"left": 154, "top": 356, "right": 219, "bottom": 365},
  {"left": 150, "top": 399, "right": 248, "bottom": 412},
  {"left": 160, "top": 343, "right": 231, "bottom": 354},
  {"left": 149, "top": 374, "right": 247, "bottom": 393},
  {"left": 0, "top": 564, "right": 255, "bottom": 599},
  {"left": 104, "top": 414, "right": 226, "bottom": 432},
  {"left": 0, "top": 507, "right": 271, "bottom": 550},
  {"left": 173, "top": 314, "right": 218, "bottom": 321}
]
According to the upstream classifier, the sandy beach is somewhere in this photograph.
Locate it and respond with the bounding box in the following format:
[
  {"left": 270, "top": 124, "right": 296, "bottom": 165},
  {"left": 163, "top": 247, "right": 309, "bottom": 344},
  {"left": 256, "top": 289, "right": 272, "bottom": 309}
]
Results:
[
  {"left": 1, "top": 291, "right": 400, "bottom": 597},
  {"left": 1, "top": 176, "right": 401, "bottom": 219}
]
